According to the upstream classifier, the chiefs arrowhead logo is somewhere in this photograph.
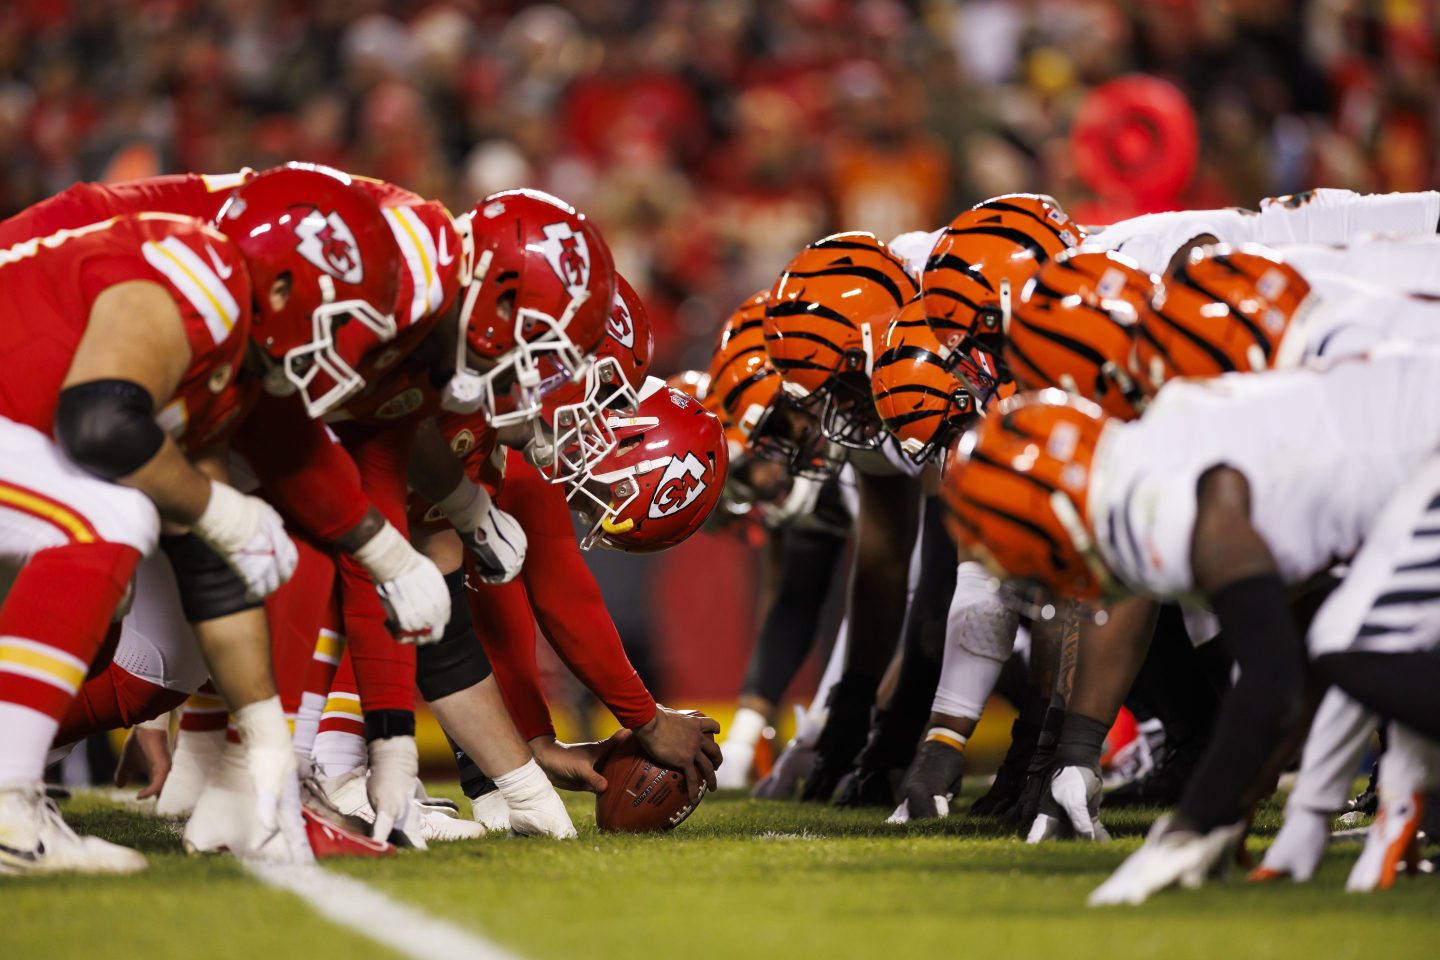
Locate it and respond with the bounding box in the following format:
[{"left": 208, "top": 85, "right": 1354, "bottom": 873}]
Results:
[
  {"left": 608, "top": 290, "right": 635, "bottom": 348},
  {"left": 293, "top": 206, "right": 364, "bottom": 284},
  {"left": 648, "top": 452, "right": 707, "bottom": 520},
  {"left": 534, "top": 222, "right": 590, "bottom": 298}
]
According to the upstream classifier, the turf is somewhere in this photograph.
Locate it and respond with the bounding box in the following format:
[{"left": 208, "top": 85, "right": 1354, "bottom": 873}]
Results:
[{"left": 5, "top": 787, "right": 1436, "bottom": 960}]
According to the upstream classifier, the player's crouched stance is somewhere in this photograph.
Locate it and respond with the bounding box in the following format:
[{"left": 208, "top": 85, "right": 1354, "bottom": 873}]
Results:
[
  {"left": 0, "top": 213, "right": 301, "bottom": 874},
  {"left": 941, "top": 347, "right": 1440, "bottom": 904}
]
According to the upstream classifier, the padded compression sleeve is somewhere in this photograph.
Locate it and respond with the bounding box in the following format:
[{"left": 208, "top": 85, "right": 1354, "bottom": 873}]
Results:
[{"left": 55, "top": 380, "right": 165, "bottom": 480}]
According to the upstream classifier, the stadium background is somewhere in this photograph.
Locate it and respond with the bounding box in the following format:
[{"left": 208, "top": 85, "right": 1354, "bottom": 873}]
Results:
[{"left": 3, "top": 0, "right": 1433, "bottom": 759}]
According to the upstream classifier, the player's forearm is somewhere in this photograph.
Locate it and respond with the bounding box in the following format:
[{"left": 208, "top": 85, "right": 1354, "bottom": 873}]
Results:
[
  {"left": 407, "top": 417, "right": 466, "bottom": 504},
  {"left": 120, "top": 437, "right": 216, "bottom": 525}
]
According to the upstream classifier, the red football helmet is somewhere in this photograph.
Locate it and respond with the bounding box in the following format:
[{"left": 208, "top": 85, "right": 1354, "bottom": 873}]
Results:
[
  {"left": 568, "top": 378, "right": 729, "bottom": 553},
  {"left": 447, "top": 189, "right": 616, "bottom": 426},
  {"left": 538, "top": 273, "right": 655, "bottom": 485},
  {"left": 215, "top": 165, "right": 401, "bottom": 418}
]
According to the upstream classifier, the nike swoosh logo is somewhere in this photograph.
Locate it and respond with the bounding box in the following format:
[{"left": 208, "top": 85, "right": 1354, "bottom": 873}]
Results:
[
  {"left": 436, "top": 226, "right": 454, "bottom": 266},
  {"left": 206, "top": 245, "right": 234, "bottom": 280},
  {"left": 0, "top": 840, "right": 39, "bottom": 863}
]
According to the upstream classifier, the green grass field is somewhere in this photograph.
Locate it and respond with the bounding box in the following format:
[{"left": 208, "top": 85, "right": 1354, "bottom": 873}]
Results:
[{"left": 5, "top": 786, "right": 1436, "bottom": 960}]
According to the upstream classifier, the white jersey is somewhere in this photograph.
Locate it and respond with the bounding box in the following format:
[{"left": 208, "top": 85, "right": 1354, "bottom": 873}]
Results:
[
  {"left": 1087, "top": 349, "right": 1440, "bottom": 602},
  {"left": 1091, "top": 189, "right": 1440, "bottom": 275},
  {"left": 887, "top": 229, "right": 944, "bottom": 282},
  {"left": 1283, "top": 235, "right": 1440, "bottom": 297},
  {"left": 1279, "top": 277, "right": 1440, "bottom": 366}
]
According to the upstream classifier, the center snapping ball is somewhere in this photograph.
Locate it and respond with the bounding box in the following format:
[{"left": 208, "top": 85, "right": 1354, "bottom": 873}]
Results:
[{"left": 595, "top": 738, "right": 706, "bottom": 832}]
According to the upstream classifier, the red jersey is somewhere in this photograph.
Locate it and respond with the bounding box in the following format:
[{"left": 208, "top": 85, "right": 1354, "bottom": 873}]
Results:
[
  {"left": 0, "top": 212, "right": 253, "bottom": 453},
  {"left": 0, "top": 171, "right": 468, "bottom": 430}
]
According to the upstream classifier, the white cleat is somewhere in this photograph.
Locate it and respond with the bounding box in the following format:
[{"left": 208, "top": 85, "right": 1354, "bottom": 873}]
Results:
[
  {"left": 183, "top": 741, "right": 311, "bottom": 864},
  {"left": 716, "top": 741, "right": 755, "bottom": 791},
  {"left": 1088, "top": 816, "right": 1244, "bottom": 906},
  {"left": 1346, "top": 792, "right": 1423, "bottom": 893},
  {"left": 155, "top": 728, "right": 226, "bottom": 817},
  {"left": 1251, "top": 806, "right": 1331, "bottom": 883},
  {"left": 0, "top": 783, "right": 147, "bottom": 876},
  {"left": 470, "top": 790, "right": 512, "bottom": 833}
]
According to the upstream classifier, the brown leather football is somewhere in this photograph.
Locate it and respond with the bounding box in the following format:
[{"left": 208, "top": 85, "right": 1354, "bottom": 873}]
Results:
[{"left": 595, "top": 738, "right": 705, "bottom": 832}]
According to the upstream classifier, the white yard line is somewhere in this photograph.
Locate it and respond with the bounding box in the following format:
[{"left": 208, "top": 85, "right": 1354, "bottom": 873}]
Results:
[{"left": 245, "top": 861, "right": 523, "bottom": 960}]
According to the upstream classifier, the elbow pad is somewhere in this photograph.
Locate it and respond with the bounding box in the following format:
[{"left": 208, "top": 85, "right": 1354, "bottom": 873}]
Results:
[{"left": 55, "top": 380, "right": 165, "bottom": 481}]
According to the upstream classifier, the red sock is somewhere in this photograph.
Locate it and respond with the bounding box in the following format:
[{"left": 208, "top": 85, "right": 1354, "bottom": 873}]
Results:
[{"left": 0, "top": 541, "right": 141, "bottom": 723}]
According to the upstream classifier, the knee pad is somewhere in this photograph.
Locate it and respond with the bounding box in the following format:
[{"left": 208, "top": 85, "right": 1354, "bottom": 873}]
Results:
[
  {"left": 415, "top": 569, "right": 491, "bottom": 702},
  {"left": 949, "top": 563, "right": 1019, "bottom": 663},
  {"left": 160, "top": 533, "right": 261, "bottom": 623}
]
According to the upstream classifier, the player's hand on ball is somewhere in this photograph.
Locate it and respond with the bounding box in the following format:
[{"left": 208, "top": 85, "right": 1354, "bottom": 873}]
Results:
[
  {"left": 635, "top": 705, "right": 721, "bottom": 801},
  {"left": 530, "top": 731, "right": 631, "bottom": 793}
]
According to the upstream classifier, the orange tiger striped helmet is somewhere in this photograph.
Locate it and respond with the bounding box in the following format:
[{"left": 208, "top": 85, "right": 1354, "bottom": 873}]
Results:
[
  {"left": 870, "top": 296, "right": 977, "bottom": 464},
  {"left": 709, "top": 290, "right": 781, "bottom": 444},
  {"left": 1136, "top": 244, "right": 1313, "bottom": 394},
  {"left": 940, "top": 390, "right": 1112, "bottom": 600},
  {"left": 765, "top": 232, "right": 917, "bottom": 450},
  {"left": 922, "top": 194, "right": 1084, "bottom": 376},
  {"left": 1005, "top": 249, "right": 1156, "bottom": 420}
]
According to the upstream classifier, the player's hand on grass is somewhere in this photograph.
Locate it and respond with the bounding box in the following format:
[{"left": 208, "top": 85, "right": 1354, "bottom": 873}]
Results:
[
  {"left": 530, "top": 731, "right": 629, "bottom": 793},
  {"left": 368, "top": 735, "right": 422, "bottom": 848},
  {"left": 114, "top": 724, "right": 172, "bottom": 800},
  {"left": 635, "top": 706, "right": 721, "bottom": 801},
  {"left": 1026, "top": 765, "right": 1109, "bottom": 842}
]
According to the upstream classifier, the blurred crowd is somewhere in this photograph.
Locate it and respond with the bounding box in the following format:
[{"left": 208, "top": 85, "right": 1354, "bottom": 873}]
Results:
[{"left": 1, "top": 0, "right": 1436, "bottom": 372}]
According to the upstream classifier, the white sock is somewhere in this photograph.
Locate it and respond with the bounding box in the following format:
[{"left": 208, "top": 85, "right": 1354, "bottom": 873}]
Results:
[
  {"left": 726, "top": 707, "right": 767, "bottom": 749},
  {"left": 0, "top": 702, "right": 60, "bottom": 787},
  {"left": 292, "top": 691, "right": 326, "bottom": 761},
  {"left": 494, "top": 759, "right": 551, "bottom": 806},
  {"left": 314, "top": 730, "right": 367, "bottom": 779}
]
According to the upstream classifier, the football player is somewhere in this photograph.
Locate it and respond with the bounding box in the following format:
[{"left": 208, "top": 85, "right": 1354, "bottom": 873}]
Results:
[
  {"left": 942, "top": 347, "right": 1440, "bottom": 903},
  {"left": 0, "top": 168, "right": 405, "bottom": 872}
]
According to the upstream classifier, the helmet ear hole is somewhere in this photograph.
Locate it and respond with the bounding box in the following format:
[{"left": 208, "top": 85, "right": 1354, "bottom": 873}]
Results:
[{"left": 268, "top": 272, "right": 293, "bottom": 313}]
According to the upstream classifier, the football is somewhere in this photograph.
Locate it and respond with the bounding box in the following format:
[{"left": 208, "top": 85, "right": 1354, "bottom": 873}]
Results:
[{"left": 595, "top": 738, "right": 706, "bottom": 833}]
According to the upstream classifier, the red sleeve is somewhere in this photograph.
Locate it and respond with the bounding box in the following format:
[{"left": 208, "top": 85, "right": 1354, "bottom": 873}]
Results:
[
  {"left": 334, "top": 421, "right": 420, "bottom": 716},
  {"left": 465, "top": 566, "right": 555, "bottom": 741},
  {"left": 233, "top": 394, "right": 370, "bottom": 543},
  {"left": 500, "top": 454, "right": 657, "bottom": 730}
]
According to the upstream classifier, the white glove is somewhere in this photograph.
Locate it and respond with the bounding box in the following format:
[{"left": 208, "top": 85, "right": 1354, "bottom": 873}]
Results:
[
  {"left": 352, "top": 522, "right": 450, "bottom": 645},
  {"left": 436, "top": 478, "right": 527, "bottom": 584},
  {"left": 1089, "top": 816, "right": 1244, "bottom": 906},
  {"left": 368, "top": 735, "right": 422, "bottom": 847},
  {"left": 233, "top": 696, "right": 312, "bottom": 864},
  {"left": 494, "top": 759, "right": 577, "bottom": 839},
  {"left": 194, "top": 482, "right": 298, "bottom": 601},
  {"left": 1027, "top": 765, "right": 1110, "bottom": 843}
]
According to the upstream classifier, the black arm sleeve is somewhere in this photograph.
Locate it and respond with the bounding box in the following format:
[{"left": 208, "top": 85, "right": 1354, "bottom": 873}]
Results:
[
  {"left": 160, "top": 533, "right": 261, "bottom": 622},
  {"left": 55, "top": 379, "right": 165, "bottom": 480}
]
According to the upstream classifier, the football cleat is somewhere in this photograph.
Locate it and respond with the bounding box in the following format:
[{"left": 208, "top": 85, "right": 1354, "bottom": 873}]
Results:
[
  {"left": 155, "top": 728, "right": 226, "bottom": 817},
  {"left": 301, "top": 807, "right": 395, "bottom": 858},
  {"left": 1089, "top": 816, "right": 1244, "bottom": 906},
  {"left": 469, "top": 788, "right": 512, "bottom": 833},
  {"left": 890, "top": 740, "right": 966, "bottom": 823},
  {"left": 0, "top": 783, "right": 147, "bottom": 876},
  {"left": 313, "top": 768, "right": 439, "bottom": 849},
  {"left": 752, "top": 741, "right": 817, "bottom": 801},
  {"left": 1251, "top": 806, "right": 1331, "bottom": 883},
  {"left": 716, "top": 740, "right": 756, "bottom": 791},
  {"left": 1346, "top": 792, "right": 1423, "bottom": 892}
]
